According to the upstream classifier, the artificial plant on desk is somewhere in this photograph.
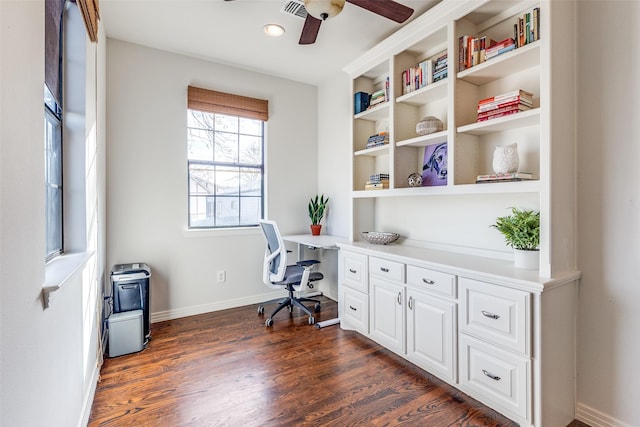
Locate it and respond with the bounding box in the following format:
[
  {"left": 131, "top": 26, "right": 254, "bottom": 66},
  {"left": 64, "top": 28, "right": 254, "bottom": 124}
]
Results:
[{"left": 308, "top": 194, "right": 329, "bottom": 236}]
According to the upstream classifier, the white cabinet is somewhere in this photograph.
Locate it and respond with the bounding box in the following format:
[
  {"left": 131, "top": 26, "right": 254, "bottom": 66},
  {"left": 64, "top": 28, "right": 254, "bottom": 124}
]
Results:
[
  {"left": 339, "top": 250, "right": 369, "bottom": 333},
  {"left": 406, "top": 287, "right": 456, "bottom": 381},
  {"left": 369, "top": 276, "right": 405, "bottom": 353},
  {"left": 338, "top": 242, "right": 579, "bottom": 427},
  {"left": 458, "top": 277, "right": 532, "bottom": 422}
]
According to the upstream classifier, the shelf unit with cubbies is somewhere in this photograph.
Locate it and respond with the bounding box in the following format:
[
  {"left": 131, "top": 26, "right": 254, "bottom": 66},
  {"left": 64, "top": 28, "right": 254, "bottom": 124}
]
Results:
[{"left": 342, "top": 2, "right": 579, "bottom": 426}]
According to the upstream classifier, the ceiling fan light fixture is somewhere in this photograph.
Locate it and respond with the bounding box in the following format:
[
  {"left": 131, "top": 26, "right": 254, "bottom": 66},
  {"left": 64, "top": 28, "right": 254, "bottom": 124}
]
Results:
[
  {"left": 304, "top": 0, "right": 345, "bottom": 21},
  {"left": 264, "top": 24, "right": 286, "bottom": 37}
]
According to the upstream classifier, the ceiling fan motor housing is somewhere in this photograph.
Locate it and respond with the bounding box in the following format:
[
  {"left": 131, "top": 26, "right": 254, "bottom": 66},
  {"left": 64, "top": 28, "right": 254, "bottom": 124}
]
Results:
[{"left": 304, "top": 0, "right": 346, "bottom": 20}]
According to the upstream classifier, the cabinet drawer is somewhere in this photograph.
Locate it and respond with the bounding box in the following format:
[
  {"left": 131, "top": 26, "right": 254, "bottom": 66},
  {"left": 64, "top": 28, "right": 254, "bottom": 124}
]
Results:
[
  {"left": 459, "top": 277, "right": 530, "bottom": 355},
  {"left": 369, "top": 256, "right": 405, "bottom": 283},
  {"left": 407, "top": 265, "right": 456, "bottom": 298},
  {"left": 459, "top": 334, "right": 529, "bottom": 420},
  {"left": 341, "top": 287, "right": 368, "bottom": 334},
  {"left": 340, "top": 251, "right": 368, "bottom": 294}
]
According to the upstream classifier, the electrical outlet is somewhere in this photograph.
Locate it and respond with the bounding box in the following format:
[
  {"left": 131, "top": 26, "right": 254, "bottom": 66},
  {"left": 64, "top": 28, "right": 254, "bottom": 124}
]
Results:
[{"left": 216, "top": 270, "right": 226, "bottom": 283}]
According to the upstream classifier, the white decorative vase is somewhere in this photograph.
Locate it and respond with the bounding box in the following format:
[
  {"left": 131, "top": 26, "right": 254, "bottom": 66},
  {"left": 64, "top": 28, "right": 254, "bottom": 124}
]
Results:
[
  {"left": 513, "top": 249, "right": 539, "bottom": 270},
  {"left": 492, "top": 143, "right": 519, "bottom": 174}
]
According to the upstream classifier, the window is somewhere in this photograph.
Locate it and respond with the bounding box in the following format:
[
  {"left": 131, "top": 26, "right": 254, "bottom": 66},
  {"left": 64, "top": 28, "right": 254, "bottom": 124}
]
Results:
[
  {"left": 186, "top": 86, "right": 268, "bottom": 228},
  {"left": 45, "top": 0, "right": 65, "bottom": 259}
]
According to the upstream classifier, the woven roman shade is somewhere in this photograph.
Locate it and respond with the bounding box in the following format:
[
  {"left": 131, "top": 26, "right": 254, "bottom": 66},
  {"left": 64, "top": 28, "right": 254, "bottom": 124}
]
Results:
[
  {"left": 45, "top": 0, "right": 64, "bottom": 105},
  {"left": 77, "top": 0, "right": 99, "bottom": 42},
  {"left": 188, "top": 86, "right": 269, "bottom": 121}
]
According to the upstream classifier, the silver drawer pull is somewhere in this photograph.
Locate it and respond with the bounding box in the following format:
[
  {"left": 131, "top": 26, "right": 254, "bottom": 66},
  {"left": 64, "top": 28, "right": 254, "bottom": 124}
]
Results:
[
  {"left": 380, "top": 267, "right": 390, "bottom": 273},
  {"left": 349, "top": 305, "right": 357, "bottom": 311},
  {"left": 422, "top": 278, "right": 435, "bottom": 285},
  {"left": 397, "top": 292, "right": 402, "bottom": 305},
  {"left": 482, "top": 369, "right": 501, "bottom": 381},
  {"left": 408, "top": 296, "right": 413, "bottom": 310},
  {"left": 349, "top": 268, "right": 357, "bottom": 274},
  {"left": 481, "top": 310, "right": 500, "bottom": 320}
]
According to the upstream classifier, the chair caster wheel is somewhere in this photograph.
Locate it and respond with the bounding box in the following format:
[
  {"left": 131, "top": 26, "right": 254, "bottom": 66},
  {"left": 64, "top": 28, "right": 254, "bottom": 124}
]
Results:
[
  {"left": 308, "top": 317, "right": 315, "bottom": 325},
  {"left": 258, "top": 305, "right": 264, "bottom": 315},
  {"left": 265, "top": 318, "right": 273, "bottom": 327},
  {"left": 314, "top": 303, "right": 321, "bottom": 313},
  {"left": 288, "top": 305, "right": 293, "bottom": 313}
]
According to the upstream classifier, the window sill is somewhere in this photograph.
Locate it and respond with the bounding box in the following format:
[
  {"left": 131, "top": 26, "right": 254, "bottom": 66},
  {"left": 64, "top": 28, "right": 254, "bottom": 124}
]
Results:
[
  {"left": 42, "top": 252, "right": 93, "bottom": 309},
  {"left": 182, "top": 226, "right": 261, "bottom": 238}
]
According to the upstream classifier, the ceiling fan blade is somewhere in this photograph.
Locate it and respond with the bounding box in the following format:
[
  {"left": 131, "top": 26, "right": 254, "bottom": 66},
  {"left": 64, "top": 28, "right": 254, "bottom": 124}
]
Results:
[
  {"left": 299, "top": 15, "right": 322, "bottom": 45},
  {"left": 346, "top": 0, "right": 414, "bottom": 23}
]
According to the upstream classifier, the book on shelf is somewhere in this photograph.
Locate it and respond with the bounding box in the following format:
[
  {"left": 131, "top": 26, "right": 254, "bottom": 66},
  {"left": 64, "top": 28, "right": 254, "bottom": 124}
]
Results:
[
  {"left": 369, "top": 173, "right": 389, "bottom": 182},
  {"left": 365, "top": 132, "right": 389, "bottom": 149},
  {"left": 476, "top": 172, "right": 533, "bottom": 182},
  {"left": 477, "top": 104, "right": 531, "bottom": 120},
  {"left": 477, "top": 98, "right": 532, "bottom": 113},
  {"left": 459, "top": 6, "right": 540, "bottom": 72},
  {"left": 477, "top": 109, "right": 525, "bottom": 122},
  {"left": 476, "top": 177, "right": 531, "bottom": 184},
  {"left": 479, "top": 89, "right": 533, "bottom": 106}
]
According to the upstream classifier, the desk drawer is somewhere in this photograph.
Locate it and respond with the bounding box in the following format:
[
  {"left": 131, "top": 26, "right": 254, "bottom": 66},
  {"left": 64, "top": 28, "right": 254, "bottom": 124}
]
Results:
[
  {"left": 342, "top": 287, "right": 368, "bottom": 334},
  {"left": 459, "top": 277, "right": 530, "bottom": 355},
  {"left": 340, "top": 251, "right": 368, "bottom": 294},
  {"left": 369, "top": 256, "right": 405, "bottom": 283},
  {"left": 407, "top": 265, "right": 456, "bottom": 298},
  {"left": 459, "top": 334, "right": 529, "bottom": 420}
]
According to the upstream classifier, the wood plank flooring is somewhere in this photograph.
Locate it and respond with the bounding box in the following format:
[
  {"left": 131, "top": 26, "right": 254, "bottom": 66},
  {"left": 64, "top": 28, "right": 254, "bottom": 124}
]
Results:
[{"left": 89, "top": 297, "right": 581, "bottom": 426}]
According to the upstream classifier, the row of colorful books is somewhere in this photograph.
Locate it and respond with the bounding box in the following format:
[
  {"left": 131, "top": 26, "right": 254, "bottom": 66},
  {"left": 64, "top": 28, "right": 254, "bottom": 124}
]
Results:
[
  {"left": 432, "top": 53, "right": 448, "bottom": 83},
  {"left": 458, "top": 6, "right": 540, "bottom": 72},
  {"left": 400, "top": 52, "right": 448, "bottom": 96},
  {"left": 365, "top": 173, "right": 389, "bottom": 190},
  {"left": 476, "top": 89, "right": 533, "bottom": 122},
  {"left": 365, "top": 132, "right": 389, "bottom": 149},
  {"left": 475, "top": 172, "right": 533, "bottom": 184}
]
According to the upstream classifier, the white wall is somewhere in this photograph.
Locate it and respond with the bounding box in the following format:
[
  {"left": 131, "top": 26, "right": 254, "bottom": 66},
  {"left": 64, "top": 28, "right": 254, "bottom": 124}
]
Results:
[
  {"left": 576, "top": 2, "right": 640, "bottom": 426},
  {"left": 0, "top": 1, "right": 107, "bottom": 426},
  {"left": 106, "top": 40, "right": 319, "bottom": 319}
]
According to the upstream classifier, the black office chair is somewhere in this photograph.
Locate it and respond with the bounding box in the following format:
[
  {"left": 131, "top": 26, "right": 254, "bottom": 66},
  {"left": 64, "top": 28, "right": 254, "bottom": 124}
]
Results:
[{"left": 258, "top": 220, "right": 323, "bottom": 327}]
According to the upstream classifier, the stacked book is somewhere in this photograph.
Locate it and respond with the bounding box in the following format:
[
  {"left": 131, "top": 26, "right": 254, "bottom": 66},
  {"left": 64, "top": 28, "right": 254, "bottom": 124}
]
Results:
[
  {"left": 365, "top": 173, "right": 389, "bottom": 190},
  {"left": 401, "top": 59, "right": 433, "bottom": 96},
  {"left": 476, "top": 89, "right": 533, "bottom": 122},
  {"left": 475, "top": 172, "right": 533, "bottom": 183},
  {"left": 432, "top": 52, "right": 448, "bottom": 83},
  {"left": 365, "top": 132, "right": 389, "bottom": 149},
  {"left": 485, "top": 37, "right": 516, "bottom": 61},
  {"left": 369, "top": 89, "right": 387, "bottom": 108},
  {"left": 367, "top": 77, "right": 390, "bottom": 109}
]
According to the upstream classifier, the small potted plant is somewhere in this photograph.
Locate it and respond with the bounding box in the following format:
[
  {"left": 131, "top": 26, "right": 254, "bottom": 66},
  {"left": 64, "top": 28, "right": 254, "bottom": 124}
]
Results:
[
  {"left": 491, "top": 207, "right": 540, "bottom": 269},
  {"left": 308, "top": 194, "right": 329, "bottom": 236}
]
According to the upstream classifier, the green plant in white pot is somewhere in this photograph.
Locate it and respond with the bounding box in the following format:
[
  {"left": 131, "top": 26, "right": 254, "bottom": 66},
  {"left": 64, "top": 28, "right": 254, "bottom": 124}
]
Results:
[
  {"left": 491, "top": 207, "right": 540, "bottom": 269},
  {"left": 308, "top": 194, "right": 328, "bottom": 235}
]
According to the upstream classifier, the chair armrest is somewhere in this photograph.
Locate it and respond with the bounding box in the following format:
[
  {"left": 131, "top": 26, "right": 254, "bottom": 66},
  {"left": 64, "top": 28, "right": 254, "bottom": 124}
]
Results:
[{"left": 296, "top": 260, "right": 320, "bottom": 268}]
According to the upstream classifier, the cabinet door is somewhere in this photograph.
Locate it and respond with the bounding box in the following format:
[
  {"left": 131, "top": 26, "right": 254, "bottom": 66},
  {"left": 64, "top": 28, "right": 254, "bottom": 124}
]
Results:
[
  {"left": 369, "top": 277, "right": 405, "bottom": 353},
  {"left": 406, "top": 289, "right": 456, "bottom": 381}
]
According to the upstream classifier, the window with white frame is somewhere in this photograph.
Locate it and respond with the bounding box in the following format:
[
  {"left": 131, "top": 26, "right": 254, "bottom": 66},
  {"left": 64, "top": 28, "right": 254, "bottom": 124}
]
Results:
[{"left": 186, "top": 86, "right": 268, "bottom": 228}]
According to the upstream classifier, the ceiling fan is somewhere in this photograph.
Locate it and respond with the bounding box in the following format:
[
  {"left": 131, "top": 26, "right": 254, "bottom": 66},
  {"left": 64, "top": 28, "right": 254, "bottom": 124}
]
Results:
[{"left": 299, "top": 0, "right": 414, "bottom": 45}]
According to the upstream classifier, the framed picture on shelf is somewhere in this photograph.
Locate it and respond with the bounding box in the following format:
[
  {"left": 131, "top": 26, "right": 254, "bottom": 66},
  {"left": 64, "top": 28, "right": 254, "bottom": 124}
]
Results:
[{"left": 422, "top": 142, "right": 447, "bottom": 186}]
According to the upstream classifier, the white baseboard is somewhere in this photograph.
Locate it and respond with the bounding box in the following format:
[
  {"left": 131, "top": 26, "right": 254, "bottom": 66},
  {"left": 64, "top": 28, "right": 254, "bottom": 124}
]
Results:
[
  {"left": 79, "top": 362, "right": 101, "bottom": 427},
  {"left": 150, "top": 291, "right": 285, "bottom": 323},
  {"left": 576, "top": 402, "right": 632, "bottom": 427}
]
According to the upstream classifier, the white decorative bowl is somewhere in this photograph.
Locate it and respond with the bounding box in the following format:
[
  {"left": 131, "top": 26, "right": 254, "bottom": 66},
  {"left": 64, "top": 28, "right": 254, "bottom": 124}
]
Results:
[
  {"left": 416, "top": 116, "right": 444, "bottom": 136},
  {"left": 361, "top": 232, "right": 400, "bottom": 245}
]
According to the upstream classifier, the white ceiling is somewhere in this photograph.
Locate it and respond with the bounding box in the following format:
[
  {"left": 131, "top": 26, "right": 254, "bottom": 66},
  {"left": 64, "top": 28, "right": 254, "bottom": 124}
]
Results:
[{"left": 100, "top": 0, "right": 441, "bottom": 86}]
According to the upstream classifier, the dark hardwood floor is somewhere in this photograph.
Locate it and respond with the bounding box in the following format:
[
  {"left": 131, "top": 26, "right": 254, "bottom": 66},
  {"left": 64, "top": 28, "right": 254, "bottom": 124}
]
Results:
[{"left": 89, "top": 298, "right": 585, "bottom": 427}]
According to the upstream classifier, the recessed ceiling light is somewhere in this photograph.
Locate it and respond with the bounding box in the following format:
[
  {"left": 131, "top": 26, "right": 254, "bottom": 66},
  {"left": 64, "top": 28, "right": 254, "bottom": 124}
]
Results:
[{"left": 264, "top": 24, "right": 285, "bottom": 37}]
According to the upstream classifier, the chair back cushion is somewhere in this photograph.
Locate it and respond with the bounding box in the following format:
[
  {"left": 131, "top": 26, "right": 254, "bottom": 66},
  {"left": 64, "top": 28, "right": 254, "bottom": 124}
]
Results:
[{"left": 259, "top": 220, "right": 287, "bottom": 283}]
